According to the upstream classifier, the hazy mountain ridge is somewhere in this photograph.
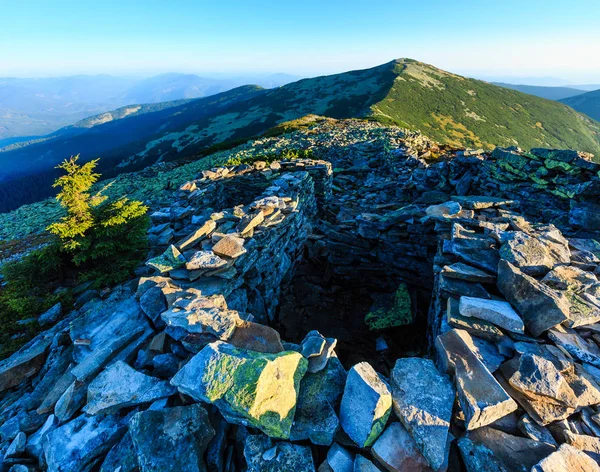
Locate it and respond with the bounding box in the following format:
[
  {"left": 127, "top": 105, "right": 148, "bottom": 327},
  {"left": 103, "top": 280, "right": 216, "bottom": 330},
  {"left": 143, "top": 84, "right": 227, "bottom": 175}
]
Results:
[
  {"left": 0, "top": 73, "right": 299, "bottom": 139},
  {"left": 1, "top": 59, "right": 599, "bottom": 213},
  {"left": 491, "top": 82, "right": 587, "bottom": 100},
  {"left": 561, "top": 89, "right": 600, "bottom": 122}
]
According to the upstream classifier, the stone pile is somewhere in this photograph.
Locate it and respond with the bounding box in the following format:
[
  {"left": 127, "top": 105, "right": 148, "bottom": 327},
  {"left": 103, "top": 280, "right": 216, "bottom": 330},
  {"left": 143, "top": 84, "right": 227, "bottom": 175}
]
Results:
[{"left": 1, "top": 118, "right": 600, "bottom": 471}]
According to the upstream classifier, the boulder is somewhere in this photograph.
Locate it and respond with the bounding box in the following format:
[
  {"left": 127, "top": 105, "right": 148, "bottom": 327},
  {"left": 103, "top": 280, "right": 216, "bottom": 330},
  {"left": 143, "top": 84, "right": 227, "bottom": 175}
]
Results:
[
  {"left": 229, "top": 320, "right": 284, "bottom": 353},
  {"left": 0, "top": 337, "right": 51, "bottom": 392},
  {"left": 177, "top": 220, "right": 217, "bottom": 251},
  {"left": 171, "top": 341, "right": 307, "bottom": 439},
  {"left": 129, "top": 404, "right": 215, "bottom": 472},
  {"left": 532, "top": 444, "right": 600, "bottom": 472},
  {"left": 38, "top": 302, "right": 62, "bottom": 326},
  {"left": 497, "top": 260, "right": 569, "bottom": 336},
  {"left": 458, "top": 296, "right": 524, "bottom": 334},
  {"left": 371, "top": 422, "right": 432, "bottom": 472},
  {"left": 500, "top": 231, "right": 569, "bottom": 276},
  {"left": 436, "top": 329, "right": 517, "bottom": 430},
  {"left": 339, "top": 362, "right": 392, "bottom": 448},
  {"left": 441, "top": 262, "right": 496, "bottom": 284},
  {"left": 100, "top": 432, "right": 139, "bottom": 472},
  {"left": 324, "top": 443, "right": 354, "bottom": 472},
  {"left": 391, "top": 358, "right": 454, "bottom": 470},
  {"left": 161, "top": 302, "right": 241, "bottom": 340},
  {"left": 244, "top": 434, "right": 315, "bottom": 472},
  {"left": 426, "top": 201, "right": 462, "bottom": 218},
  {"left": 43, "top": 414, "right": 126, "bottom": 472},
  {"left": 84, "top": 361, "right": 176, "bottom": 415},
  {"left": 291, "top": 357, "right": 346, "bottom": 445},
  {"left": 353, "top": 455, "right": 380, "bottom": 472}
]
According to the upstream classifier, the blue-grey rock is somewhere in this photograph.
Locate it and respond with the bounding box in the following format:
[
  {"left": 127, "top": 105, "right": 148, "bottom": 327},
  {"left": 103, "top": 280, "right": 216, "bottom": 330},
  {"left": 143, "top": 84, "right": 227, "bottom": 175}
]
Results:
[
  {"left": 339, "top": 362, "right": 391, "bottom": 448},
  {"left": 391, "top": 357, "right": 454, "bottom": 470},
  {"left": 129, "top": 404, "right": 215, "bottom": 472}
]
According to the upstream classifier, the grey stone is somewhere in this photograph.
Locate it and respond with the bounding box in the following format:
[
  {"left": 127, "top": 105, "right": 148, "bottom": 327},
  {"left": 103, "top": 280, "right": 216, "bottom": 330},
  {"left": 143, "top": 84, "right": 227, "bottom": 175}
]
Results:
[
  {"left": 441, "top": 262, "right": 496, "bottom": 283},
  {"left": 497, "top": 260, "right": 569, "bottom": 336},
  {"left": 371, "top": 422, "right": 432, "bottom": 472},
  {"left": 325, "top": 443, "right": 353, "bottom": 472},
  {"left": 4, "top": 432, "right": 26, "bottom": 459},
  {"left": 353, "top": 455, "right": 380, "bottom": 472},
  {"left": 84, "top": 361, "right": 175, "bottom": 415},
  {"left": 177, "top": 220, "right": 217, "bottom": 251},
  {"left": 140, "top": 286, "right": 167, "bottom": 327},
  {"left": 531, "top": 444, "right": 600, "bottom": 472},
  {"left": 548, "top": 328, "right": 600, "bottom": 367},
  {"left": 0, "top": 337, "right": 51, "bottom": 392},
  {"left": 436, "top": 329, "right": 517, "bottom": 430},
  {"left": 161, "top": 302, "right": 241, "bottom": 340},
  {"left": 25, "top": 414, "right": 58, "bottom": 461},
  {"left": 44, "top": 413, "right": 126, "bottom": 472},
  {"left": 186, "top": 250, "right": 227, "bottom": 271},
  {"left": 129, "top": 404, "right": 215, "bottom": 472},
  {"left": 391, "top": 357, "right": 454, "bottom": 470},
  {"left": 458, "top": 296, "right": 524, "bottom": 334},
  {"left": 291, "top": 357, "right": 346, "bottom": 445},
  {"left": 339, "top": 362, "right": 392, "bottom": 448},
  {"left": 171, "top": 341, "right": 307, "bottom": 439},
  {"left": 146, "top": 245, "right": 186, "bottom": 273},
  {"left": 462, "top": 427, "right": 555, "bottom": 472},
  {"left": 100, "top": 432, "right": 139, "bottom": 472},
  {"left": 212, "top": 235, "right": 246, "bottom": 258},
  {"left": 517, "top": 414, "right": 557, "bottom": 446},
  {"left": 38, "top": 302, "right": 62, "bottom": 326},
  {"left": 244, "top": 434, "right": 315, "bottom": 472}
]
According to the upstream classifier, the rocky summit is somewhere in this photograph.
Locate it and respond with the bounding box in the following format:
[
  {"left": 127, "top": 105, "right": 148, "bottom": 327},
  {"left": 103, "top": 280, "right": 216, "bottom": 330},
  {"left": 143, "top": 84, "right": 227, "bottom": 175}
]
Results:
[{"left": 2, "top": 117, "right": 600, "bottom": 471}]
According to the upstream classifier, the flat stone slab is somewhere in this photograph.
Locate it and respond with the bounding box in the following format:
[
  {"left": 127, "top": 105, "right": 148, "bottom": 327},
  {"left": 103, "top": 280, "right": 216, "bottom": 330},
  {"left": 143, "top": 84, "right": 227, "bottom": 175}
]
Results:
[
  {"left": 391, "top": 358, "right": 454, "bottom": 470},
  {"left": 185, "top": 250, "right": 227, "bottom": 271},
  {"left": 129, "top": 404, "right": 215, "bottom": 472},
  {"left": 532, "top": 444, "right": 600, "bottom": 472},
  {"left": 441, "top": 262, "right": 496, "bottom": 284},
  {"left": 212, "top": 235, "right": 246, "bottom": 258},
  {"left": 500, "top": 231, "right": 568, "bottom": 276},
  {"left": 371, "top": 422, "right": 432, "bottom": 472},
  {"left": 44, "top": 414, "right": 126, "bottom": 472},
  {"left": 0, "top": 337, "right": 51, "bottom": 392},
  {"left": 161, "top": 303, "right": 241, "bottom": 340},
  {"left": 459, "top": 296, "right": 525, "bottom": 333},
  {"left": 171, "top": 341, "right": 307, "bottom": 439},
  {"left": 436, "top": 329, "right": 517, "bottom": 430},
  {"left": 146, "top": 245, "right": 186, "bottom": 273},
  {"left": 497, "top": 260, "right": 569, "bottom": 336},
  {"left": 84, "top": 361, "right": 176, "bottom": 415},
  {"left": 177, "top": 220, "right": 217, "bottom": 251},
  {"left": 339, "top": 362, "right": 391, "bottom": 448},
  {"left": 465, "top": 427, "right": 556, "bottom": 472}
]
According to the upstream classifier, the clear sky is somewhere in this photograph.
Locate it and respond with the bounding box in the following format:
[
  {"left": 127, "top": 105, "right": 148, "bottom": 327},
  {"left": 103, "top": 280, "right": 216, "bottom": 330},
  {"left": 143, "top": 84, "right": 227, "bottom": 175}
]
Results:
[{"left": 1, "top": 0, "right": 599, "bottom": 83}]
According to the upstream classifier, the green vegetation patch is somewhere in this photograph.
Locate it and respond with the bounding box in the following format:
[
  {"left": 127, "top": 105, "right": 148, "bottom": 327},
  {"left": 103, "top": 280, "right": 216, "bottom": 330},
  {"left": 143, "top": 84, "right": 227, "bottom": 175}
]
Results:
[{"left": 365, "top": 283, "right": 413, "bottom": 331}]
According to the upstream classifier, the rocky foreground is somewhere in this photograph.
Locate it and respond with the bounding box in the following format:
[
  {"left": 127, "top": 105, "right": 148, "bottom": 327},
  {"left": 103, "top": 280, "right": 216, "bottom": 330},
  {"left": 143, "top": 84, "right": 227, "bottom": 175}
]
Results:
[{"left": 2, "top": 120, "right": 600, "bottom": 471}]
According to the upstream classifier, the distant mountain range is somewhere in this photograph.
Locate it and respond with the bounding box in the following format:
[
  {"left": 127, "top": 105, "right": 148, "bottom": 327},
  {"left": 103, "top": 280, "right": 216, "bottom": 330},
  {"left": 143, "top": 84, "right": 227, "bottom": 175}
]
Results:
[
  {"left": 0, "top": 73, "right": 300, "bottom": 140},
  {"left": 561, "top": 89, "right": 600, "bottom": 122},
  {"left": 1, "top": 58, "right": 599, "bottom": 213},
  {"left": 491, "top": 83, "right": 588, "bottom": 101}
]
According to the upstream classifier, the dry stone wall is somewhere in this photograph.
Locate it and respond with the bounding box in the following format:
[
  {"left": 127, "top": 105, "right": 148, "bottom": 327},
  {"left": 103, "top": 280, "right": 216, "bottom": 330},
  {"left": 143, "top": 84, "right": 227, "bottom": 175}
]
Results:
[{"left": 2, "top": 127, "right": 600, "bottom": 472}]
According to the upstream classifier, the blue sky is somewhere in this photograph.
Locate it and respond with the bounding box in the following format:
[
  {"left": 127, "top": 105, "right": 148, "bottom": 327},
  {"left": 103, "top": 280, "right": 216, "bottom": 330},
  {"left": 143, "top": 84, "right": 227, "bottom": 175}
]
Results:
[{"left": 1, "top": 0, "right": 599, "bottom": 82}]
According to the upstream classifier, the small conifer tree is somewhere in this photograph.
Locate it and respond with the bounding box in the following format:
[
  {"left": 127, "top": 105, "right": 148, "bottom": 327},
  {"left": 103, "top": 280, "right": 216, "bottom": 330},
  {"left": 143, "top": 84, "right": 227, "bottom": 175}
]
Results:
[{"left": 47, "top": 155, "right": 149, "bottom": 284}]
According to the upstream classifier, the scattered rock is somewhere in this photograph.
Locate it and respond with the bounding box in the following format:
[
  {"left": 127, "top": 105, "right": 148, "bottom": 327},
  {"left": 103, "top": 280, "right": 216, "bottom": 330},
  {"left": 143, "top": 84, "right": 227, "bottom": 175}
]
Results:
[
  {"left": 129, "top": 404, "right": 215, "bottom": 472},
  {"left": 391, "top": 357, "right": 454, "bottom": 470},
  {"left": 171, "top": 341, "right": 307, "bottom": 439},
  {"left": 339, "top": 362, "right": 392, "bottom": 448}
]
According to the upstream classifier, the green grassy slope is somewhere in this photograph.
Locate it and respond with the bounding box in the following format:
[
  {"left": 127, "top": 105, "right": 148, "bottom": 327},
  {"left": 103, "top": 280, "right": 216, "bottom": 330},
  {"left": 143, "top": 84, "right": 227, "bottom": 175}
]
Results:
[
  {"left": 561, "top": 89, "right": 600, "bottom": 122},
  {"left": 369, "top": 59, "right": 600, "bottom": 155}
]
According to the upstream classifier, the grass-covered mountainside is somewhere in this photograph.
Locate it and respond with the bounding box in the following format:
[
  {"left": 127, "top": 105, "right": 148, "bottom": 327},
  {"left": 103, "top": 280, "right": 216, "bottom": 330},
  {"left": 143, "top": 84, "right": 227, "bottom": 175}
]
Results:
[
  {"left": 491, "top": 82, "right": 586, "bottom": 100},
  {"left": 2, "top": 59, "right": 599, "bottom": 212},
  {"left": 370, "top": 60, "right": 600, "bottom": 152},
  {"left": 561, "top": 89, "right": 600, "bottom": 122}
]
